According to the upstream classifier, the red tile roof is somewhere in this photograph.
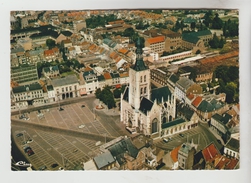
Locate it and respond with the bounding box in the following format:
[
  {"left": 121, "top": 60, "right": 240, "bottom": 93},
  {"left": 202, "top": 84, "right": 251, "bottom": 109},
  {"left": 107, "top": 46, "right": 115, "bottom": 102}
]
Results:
[
  {"left": 147, "top": 36, "right": 165, "bottom": 44},
  {"left": 202, "top": 143, "right": 220, "bottom": 162},
  {"left": 170, "top": 145, "right": 181, "bottom": 162},
  {"left": 199, "top": 51, "right": 239, "bottom": 65},
  {"left": 44, "top": 50, "right": 54, "bottom": 56},
  {"left": 224, "top": 158, "right": 239, "bottom": 169},
  {"left": 192, "top": 96, "right": 202, "bottom": 108},
  {"left": 103, "top": 72, "right": 112, "bottom": 80},
  {"left": 187, "top": 93, "right": 195, "bottom": 100},
  {"left": 84, "top": 66, "right": 93, "bottom": 72},
  {"left": 118, "top": 48, "right": 129, "bottom": 55}
]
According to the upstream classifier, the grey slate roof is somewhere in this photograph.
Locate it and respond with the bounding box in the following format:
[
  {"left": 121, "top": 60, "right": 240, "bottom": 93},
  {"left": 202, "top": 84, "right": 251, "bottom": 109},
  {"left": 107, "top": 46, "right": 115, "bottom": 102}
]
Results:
[
  {"left": 139, "top": 97, "right": 153, "bottom": 115},
  {"left": 51, "top": 74, "right": 78, "bottom": 87},
  {"left": 97, "top": 75, "right": 105, "bottom": 81},
  {"left": 110, "top": 72, "right": 120, "bottom": 78},
  {"left": 225, "top": 138, "right": 239, "bottom": 152},
  {"left": 61, "top": 31, "right": 73, "bottom": 37},
  {"left": 197, "top": 99, "right": 225, "bottom": 113},
  {"left": 151, "top": 86, "right": 172, "bottom": 104},
  {"left": 177, "top": 103, "right": 195, "bottom": 121},
  {"left": 162, "top": 118, "right": 186, "bottom": 129},
  {"left": 46, "top": 85, "right": 54, "bottom": 91},
  {"left": 176, "top": 77, "right": 194, "bottom": 90},
  {"left": 212, "top": 113, "right": 232, "bottom": 125},
  {"left": 169, "top": 73, "right": 179, "bottom": 84},
  {"left": 108, "top": 138, "right": 139, "bottom": 165},
  {"left": 12, "top": 82, "right": 42, "bottom": 93},
  {"left": 179, "top": 142, "right": 194, "bottom": 154},
  {"left": 93, "top": 150, "right": 115, "bottom": 169}
]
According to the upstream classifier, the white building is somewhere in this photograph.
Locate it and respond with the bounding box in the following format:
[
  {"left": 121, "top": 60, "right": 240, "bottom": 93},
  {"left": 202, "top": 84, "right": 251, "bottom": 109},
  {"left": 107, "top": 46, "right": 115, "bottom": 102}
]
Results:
[
  {"left": 12, "top": 82, "right": 44, "bottom": 109},
  {"left": 120, "top": 38, "right": 176, "bottom": 137},
  {"left": 51, "top": 74, "right": 79, "bottom": 101}
]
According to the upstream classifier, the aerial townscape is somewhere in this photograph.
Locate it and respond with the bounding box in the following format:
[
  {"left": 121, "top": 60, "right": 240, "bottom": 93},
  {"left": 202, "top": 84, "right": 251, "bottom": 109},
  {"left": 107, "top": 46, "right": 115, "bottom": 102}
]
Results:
[{"left": 10, "top": 9, "right": 239, "bottom": 171}]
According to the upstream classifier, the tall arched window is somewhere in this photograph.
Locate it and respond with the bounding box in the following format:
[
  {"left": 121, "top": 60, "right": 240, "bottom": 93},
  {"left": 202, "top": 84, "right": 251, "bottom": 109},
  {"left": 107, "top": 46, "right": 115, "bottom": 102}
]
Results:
[
  {"left": 144, "top": 87, "right": 147, "bottom": 94},
  {"left": 144, "top": 75, "right": 146, "bottom": 82},
  {"left": 152, "top": 118, "right": 158, "bottom": 133},
  {"left": 140, "top": 76, "right": 142, "bottom": 83}
]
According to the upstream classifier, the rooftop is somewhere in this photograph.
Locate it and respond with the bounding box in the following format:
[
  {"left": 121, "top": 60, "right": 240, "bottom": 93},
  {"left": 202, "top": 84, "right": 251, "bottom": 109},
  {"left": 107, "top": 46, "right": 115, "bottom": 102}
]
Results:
[{"left": 51, "top": 74, "right": 78, "bottom": 87}]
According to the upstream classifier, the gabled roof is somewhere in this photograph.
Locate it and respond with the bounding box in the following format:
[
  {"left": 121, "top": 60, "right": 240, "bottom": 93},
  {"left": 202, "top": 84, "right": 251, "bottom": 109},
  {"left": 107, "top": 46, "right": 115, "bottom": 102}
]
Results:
[
  {"left": 139, "top": 97, "right": 153, "bottom": 115},
  {"left": 146, "top": 36, "right": 165, "bottom": 44},
  {"left": 108, "top": 138, "right": 139, "bottom": 165},
  {"left": 176, "top": 77, "right": 194, "bottom": 91},
  {"left": 103, "top": 72, "right": 112, "bottom": 80},
  {"left": 97, "top": 75, "right": 105, "bottom": 81},
  {"left": 202, "top": 142, "right": 220, "bottom": 162},
  {"left": 177, "top": 103, "right": 195, "bottom": 121},
  {"left": 51, "top": 74, "right": 78, "bottom": 87},
  {"left": 170, "top": 145, "right": 181, "bottom": 163},
  {"left": 151, "top": 86, "right": 172, "bottom": 104},
  {"left": 61, "top": 30, "right": 73, "bottom": 37},
  {"left": 110, "top": 72, "right": 120, "bottom": 79},
  {"left": 212, "top": 113, "right": 232, "bottom": 125},
  {"left": 225, "top": 137, "right": 239, "bottom": 152},
  {"left": 12, "top": 82, "right": 42, "bottom": 93},
  {"left": 192, "top": 96, "right": 203, "bottom": 108},
  {"left": 93, "top": 150, "right": 115, "bottom": 169},
  {"left": 162, "top": 118, "right": 186, "bottom": 129},
  {"left": 197, "top": 99, "right": 225, "bottom": 112},
  {"left": 44, "top": 49, "right": 55, "bottom": 56},
  {"left": 169, "top": 73, "right": 179, "bottom": 84}
]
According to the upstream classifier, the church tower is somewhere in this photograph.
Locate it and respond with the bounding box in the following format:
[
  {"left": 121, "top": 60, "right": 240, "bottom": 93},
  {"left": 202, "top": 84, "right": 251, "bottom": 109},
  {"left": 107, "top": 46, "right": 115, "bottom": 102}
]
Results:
[
  {"left": 129, "top": 38, "right": 151, "bottom": 109},
  {"left": 125, "top": 38, "right": 151, "bottom": 128}
]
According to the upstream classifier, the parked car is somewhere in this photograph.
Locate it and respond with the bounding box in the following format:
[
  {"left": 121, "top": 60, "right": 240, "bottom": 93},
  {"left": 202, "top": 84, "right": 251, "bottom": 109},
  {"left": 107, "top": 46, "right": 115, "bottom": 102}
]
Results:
[
  {"left": 27, "top": 149, "right": 34, "bottom": 156},
  {"left": 16, "top": 133, "right": 23, "bottom": 137},
  {"left": 81, "top": 104, "right": 85, "bottom": 108},
  {"left": 23, "top": 146, "right": 31, "bottom": 153},
  {"left": 179, "top": 133, "right": 185, "bottom": 137},
  {"left": 163, "top": 138, "right": 169, "bottom": 143},
  {"left": 51, "top": 163, "right": 59, "bottom": 168},
  {"left": 39, "top": 165, "right": 47, "bottom": 170},
  {"left": 78, "top": 124, "right": 85, "bottom": 129}
]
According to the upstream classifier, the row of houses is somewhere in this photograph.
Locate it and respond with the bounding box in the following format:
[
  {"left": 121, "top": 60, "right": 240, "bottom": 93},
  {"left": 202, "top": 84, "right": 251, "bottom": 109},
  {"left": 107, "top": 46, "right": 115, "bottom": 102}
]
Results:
[{"left": 83, "top": 133, "right": 239, "bottom": 170}]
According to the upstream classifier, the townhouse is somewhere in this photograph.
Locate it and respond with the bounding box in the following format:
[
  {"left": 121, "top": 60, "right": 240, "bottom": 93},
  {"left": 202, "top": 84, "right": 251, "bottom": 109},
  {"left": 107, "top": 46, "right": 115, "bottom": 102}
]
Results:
[
  {"left": 174, "top": 77, "right": 202, "bottom": 102},
  {"left": 50, "top": 74, "right": 79, "bottom": 101},
  {"left": 12, "top": 82, "right": 44, "bottom": 109}
]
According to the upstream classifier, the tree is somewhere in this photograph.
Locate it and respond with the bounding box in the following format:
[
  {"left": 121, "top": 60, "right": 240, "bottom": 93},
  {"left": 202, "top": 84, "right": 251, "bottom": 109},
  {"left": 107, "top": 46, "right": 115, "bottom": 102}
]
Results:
[
  {"left": 113, "top": 88, "right": 122, "bottom": 98},
  {"left": 212, "top": 13, "right": 223, "bottom": 29},
  {"left": 46, "top": 39, "right": 56, "bottom": 49},
  {"left": 225, "top": 82, "right": 237, "bottom": 103},
  {"left": 95, "top": 86, "right": 116, "bottom": 109}
]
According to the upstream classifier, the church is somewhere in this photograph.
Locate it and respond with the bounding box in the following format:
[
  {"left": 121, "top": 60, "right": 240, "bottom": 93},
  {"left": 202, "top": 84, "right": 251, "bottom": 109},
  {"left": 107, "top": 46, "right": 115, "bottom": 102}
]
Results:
[{"left": 120, "top": 38, "right": 176, "bottom": 138}]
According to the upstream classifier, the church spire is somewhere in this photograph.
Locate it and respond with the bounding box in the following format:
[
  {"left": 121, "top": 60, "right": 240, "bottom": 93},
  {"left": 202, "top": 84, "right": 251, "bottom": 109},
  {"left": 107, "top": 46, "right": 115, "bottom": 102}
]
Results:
[{"left": 132, "top": 37, "right": 148, "bottom": 71}]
